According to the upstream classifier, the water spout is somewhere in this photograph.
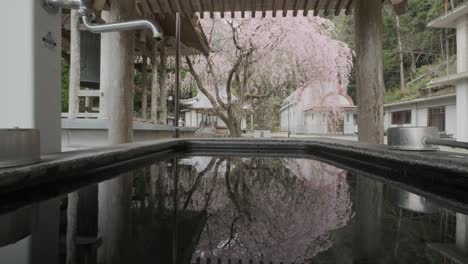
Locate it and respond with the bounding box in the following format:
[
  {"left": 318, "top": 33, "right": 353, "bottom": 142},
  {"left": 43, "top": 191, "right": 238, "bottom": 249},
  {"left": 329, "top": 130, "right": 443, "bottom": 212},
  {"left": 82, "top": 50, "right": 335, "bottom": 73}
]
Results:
[
  {"left": 44, "top": 0, "right": 163, "bottom": 40},
  {"left": 82, "top": 15, "right": 163, "bottom": 40}
]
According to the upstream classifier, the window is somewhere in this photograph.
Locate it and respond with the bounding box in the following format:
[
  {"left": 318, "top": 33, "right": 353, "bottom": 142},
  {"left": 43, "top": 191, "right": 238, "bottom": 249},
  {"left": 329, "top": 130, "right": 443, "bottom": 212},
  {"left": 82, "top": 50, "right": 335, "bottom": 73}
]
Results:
[
  {"left": 428, "top": 107, "right": 445, "bottom": 132},
  {"left": 392, "top": 110, "right": 412, "bottom": 125},
  {"left": 353, "top": 114, "right": 358, "bottom": 124}
]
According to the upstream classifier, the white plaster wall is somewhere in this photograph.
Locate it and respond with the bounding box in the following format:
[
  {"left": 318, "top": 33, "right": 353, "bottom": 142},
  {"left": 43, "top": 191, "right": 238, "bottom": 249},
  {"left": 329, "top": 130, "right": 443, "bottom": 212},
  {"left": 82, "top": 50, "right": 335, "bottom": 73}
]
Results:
[
  {"left": 416, "top": 108, "right": 428, "bottom": 127},
  {"left": 344, "top": 110, "right": 357, "bottom": 135},
  {"left": 0, "top": 0, "right": 61, "bottom": 154},
  {"left": 446, "top": 104, "right": 457, "bottom": 137},
  {"left": 384, "top": 96, "right": 456, "bottom": 135}
]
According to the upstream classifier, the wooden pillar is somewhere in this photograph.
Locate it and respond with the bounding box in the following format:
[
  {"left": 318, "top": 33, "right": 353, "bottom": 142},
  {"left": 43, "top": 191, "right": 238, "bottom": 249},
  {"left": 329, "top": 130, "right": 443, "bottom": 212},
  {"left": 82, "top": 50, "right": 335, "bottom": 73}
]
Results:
[
  {"left": 98, "top": 11, "right": 110, "bottom": 119},
  {"left": 68, "top": 10, "right": 81, "bottom": 118},
  {"left": 354, "top": 0, "right": 385, "bottom": 144},
  {"left": 141, "top": 54, "right": 148, "bottom": 120},
  {"left": 159, "top": 44, "right": 168, "bottom": 124},
  {"left": 98, "top": 1, "right": 135, "bottom": 264},
  {"left": 101, "top": 1, "right": 135, "bottom": 145},
  {"left": 151, "top": 42, "right": 159, "bottom": 122}
]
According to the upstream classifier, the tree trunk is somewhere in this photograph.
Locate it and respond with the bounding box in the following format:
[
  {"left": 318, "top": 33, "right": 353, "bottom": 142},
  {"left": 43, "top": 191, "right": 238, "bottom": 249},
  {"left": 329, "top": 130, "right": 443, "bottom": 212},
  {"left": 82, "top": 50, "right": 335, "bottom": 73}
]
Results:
[
  {"left": 68, "top": 10, "right": 80, "bottom": 118},
  {"left": 396, "top": 15, "right": 406, "bottom": 90},
  {"left": 354, "top": 0, "right": 385, "bottom": 144},
  {"left": 410, "top": 52, "right": 417, "bottom": 79}
]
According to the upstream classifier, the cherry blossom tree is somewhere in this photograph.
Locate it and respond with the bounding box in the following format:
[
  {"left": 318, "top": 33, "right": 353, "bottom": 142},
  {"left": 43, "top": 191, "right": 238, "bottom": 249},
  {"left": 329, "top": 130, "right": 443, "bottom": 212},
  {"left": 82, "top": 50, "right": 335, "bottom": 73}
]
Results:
[{"left": 185, "top": 13, "right": 353, "bottom": 136}]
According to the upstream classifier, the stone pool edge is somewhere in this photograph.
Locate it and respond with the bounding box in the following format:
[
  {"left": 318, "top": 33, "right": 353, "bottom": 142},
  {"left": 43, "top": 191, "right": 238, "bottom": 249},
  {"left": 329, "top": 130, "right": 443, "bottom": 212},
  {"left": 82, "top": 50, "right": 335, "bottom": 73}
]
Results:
[{"left": 0, "top": 137, "right": 467, "bottom": 193}]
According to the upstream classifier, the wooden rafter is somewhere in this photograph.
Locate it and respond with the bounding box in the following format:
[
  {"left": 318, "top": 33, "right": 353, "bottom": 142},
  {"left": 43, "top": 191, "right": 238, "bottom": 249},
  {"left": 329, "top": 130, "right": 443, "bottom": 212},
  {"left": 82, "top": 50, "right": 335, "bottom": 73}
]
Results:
[
  {"left": 334, "top": 0, "right": 344, "bottom": 15},
  {"left": 209, "top": 0, "right": 214, "bottom": 18},
  {"left": 188, "top": 0, "right": 195, "bottom": 14},
  {"left": 282, "top": 0, "right": 288, "bottom": 17},
  {"left": 221, "top": 0, "right": 225, "bottom": 18},
  {"left": 293, "top": 0, "right": 300, "bottom": 16},
  {"left": 252, "top": 0, "right": 256, "bottom": 18},
  {"left": 197, "top": 0, "right": 204, "bottom": 18},
  {"left": 345, "top": 0, "right": 353, "bottom": 15},
  {"left": 165, "top": 0, "right": 175, "bottom": 13},
  {"left": 172, "top": 0, "right": 183, "bottom": 14},
  {"left": 262, "top": 0, "right": 267, "bottom": 17},
  {"left": 303, "top": 0, "right": 312, "bottom": 16},
  {"left": 241, "top": 0, "right": 246, "bottom": 18},
  {"left": 272, "top": 0, "right": 277, "bottom": 17},
  {"left": 147, "top": 0, "right": 162, "bottom": 13},
  {"left": 324, "top": 0, "right": 332, "bottom": 16},
  {"left": 313, "top": 0, "right": 321, "bottom": 16}
]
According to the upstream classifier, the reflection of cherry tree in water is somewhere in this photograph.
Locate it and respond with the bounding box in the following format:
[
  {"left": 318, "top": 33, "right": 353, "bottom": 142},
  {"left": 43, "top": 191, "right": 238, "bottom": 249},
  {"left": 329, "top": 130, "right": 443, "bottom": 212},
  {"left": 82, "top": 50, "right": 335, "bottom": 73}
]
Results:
[{"left": 179, "top": 158, "right": 353, "bottom": 263}]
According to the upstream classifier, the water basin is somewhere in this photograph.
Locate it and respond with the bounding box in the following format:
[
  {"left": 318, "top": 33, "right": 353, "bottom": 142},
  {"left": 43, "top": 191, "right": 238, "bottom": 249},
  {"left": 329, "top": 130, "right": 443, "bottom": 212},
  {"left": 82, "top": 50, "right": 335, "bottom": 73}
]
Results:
[{"left": 0, "top": 155, "right": 467, "bottom": 264}]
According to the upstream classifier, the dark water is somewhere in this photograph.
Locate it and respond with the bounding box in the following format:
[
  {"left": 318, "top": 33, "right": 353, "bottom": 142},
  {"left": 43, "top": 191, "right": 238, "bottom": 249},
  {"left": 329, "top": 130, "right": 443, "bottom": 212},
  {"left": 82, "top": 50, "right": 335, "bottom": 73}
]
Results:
[{"left": 0, "top": 156, "right": 466, "bottom": 264}]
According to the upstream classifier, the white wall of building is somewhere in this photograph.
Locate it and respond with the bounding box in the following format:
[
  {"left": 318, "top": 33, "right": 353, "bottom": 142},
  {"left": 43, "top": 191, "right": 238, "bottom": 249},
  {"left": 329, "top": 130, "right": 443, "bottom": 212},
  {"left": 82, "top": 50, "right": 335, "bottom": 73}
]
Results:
[
  {"left": 446, "top": 104, "right": 457, "bottom": 137},
  {"left": 384, "top": 95, "right": 457, "bottom": 137},
  {"left": 280, "top": 105, "right": 357, "bottom": 135}
]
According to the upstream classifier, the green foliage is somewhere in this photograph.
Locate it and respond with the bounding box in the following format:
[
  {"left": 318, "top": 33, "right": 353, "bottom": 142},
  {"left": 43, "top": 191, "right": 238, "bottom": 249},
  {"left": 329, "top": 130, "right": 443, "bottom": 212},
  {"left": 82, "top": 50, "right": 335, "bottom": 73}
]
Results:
[
  {"left": 334, "top": 0, "right": 449, "bottom": 104},
  {"left": 61, "top": 59, "right": 69, "bottom": 113}
]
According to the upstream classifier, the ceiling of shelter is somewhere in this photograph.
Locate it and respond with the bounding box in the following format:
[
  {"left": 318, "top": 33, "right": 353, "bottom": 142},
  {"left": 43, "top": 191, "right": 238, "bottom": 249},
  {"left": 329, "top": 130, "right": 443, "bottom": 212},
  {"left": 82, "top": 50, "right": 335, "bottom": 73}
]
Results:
[{"left": 144, "top": 0, "right": 407, "bottom": 18}]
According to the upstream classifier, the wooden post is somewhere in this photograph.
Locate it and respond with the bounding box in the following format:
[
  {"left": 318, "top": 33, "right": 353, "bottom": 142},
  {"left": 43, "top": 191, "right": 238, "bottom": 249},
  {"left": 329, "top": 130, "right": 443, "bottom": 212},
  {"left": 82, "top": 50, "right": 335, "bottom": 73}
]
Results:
[
  {"left": 175, "top": 13, "right": 181, "bottom": 138},
  {"left": 151, "top": 42, "right": 159, "bottom": 122},
  {"left": 354, "top": 0, "right": 385, "bottom": 144},
  {"left": 98, "top": 1, "right": 135, "bottom": 264},
  {"left": 66, "top": 192, "right": 78, "bottom": 264},
  {"left": 68, "top": 10, "right": 81, "bottom": 118},
  {"left": 159, "top": 44, "right": 168, "bottom": 124},
  {"left": 141, "top": 54, "right": 148, "bottom": 120},
  {"left": 101, "top": 1, "right": 135, "bottom": 144},
  {"left": 98, "top": 11, "right": 110, "bottom": 119}
]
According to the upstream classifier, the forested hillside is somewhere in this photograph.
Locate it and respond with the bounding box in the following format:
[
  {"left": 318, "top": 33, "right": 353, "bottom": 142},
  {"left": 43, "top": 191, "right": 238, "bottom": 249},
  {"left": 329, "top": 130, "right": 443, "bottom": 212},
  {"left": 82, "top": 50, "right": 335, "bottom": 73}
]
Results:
[{"left": 334, "top": 0, "right": 463, "bottom": 104}]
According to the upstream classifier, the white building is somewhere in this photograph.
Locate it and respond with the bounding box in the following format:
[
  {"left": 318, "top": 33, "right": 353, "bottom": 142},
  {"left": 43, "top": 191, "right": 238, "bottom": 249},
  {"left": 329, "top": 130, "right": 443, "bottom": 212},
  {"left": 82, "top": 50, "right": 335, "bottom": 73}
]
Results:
[
  {"left": 383, "top": 93, "right": 457, "bottom": 137},
  {"left": 280, "top": 82, "right": 357, "bottom": 135},
  {"left": 181, "top": 88, "right": 253, "bottom": 132}
]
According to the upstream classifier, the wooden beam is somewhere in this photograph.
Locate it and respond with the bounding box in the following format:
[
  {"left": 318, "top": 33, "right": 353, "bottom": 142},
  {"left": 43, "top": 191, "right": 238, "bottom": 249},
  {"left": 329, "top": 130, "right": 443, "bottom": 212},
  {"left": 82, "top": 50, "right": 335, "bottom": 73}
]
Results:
[
  {"left": 221, "top": 0, "right": 225, "bottom": 18},
  {"left": 252, "top": 0, "right": 256, "bottom": 18},
  {"left": 262, "top": 0, "right": 267, "bottom": 17},
  {"left": 345, "top": 0, "right": 353, "bottom": 15},
  {"left": 335, "top": 0, "right": 344, "bottom": 16},
  {"left": 162, "top": 0, "right": 173, "bottom": 13},
  {"left": 293, "top": 0, "right": 300, "bottom": 16},
  {"left": 324, "top": 0, "right": 332, "bottom": 16},
  {"left": 136, "top": 2, "right": 144, "bottom": 16},
  {"left": 187, "top": 0, "right": 195, "bottom": 16},
  {"left": 146, "top": 0, "right": 162, "bottom": 14},
  {"left": 241, "top": 0, "right": 246, "bottom": 18},
  {"left": 272, "top": 0, "right": 277, "bottom": 17},
  {"left": 303, "top": 0, "right": 312, "bottom": 16},
  {"left": 197, "top": 0, "right": 204, "bottom": 18},
  {"left": 282, "top": 0, "right": 288, "bottom": 17},
  {"left": 173, "top": 0, "right": 186, "bottom": 16},
  {"left": 209, "top": 0, "right": 214, "bottom": 18},
  {"left": 313, "top": 0, "right": 321, "bottom": 16}
]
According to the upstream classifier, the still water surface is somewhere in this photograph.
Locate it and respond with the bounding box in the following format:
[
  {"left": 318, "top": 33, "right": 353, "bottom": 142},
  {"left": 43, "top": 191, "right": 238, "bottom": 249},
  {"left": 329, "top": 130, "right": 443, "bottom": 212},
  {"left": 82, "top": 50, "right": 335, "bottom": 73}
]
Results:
[{"left": 0, "top": 156, "right": 465, "bottom": 264}]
